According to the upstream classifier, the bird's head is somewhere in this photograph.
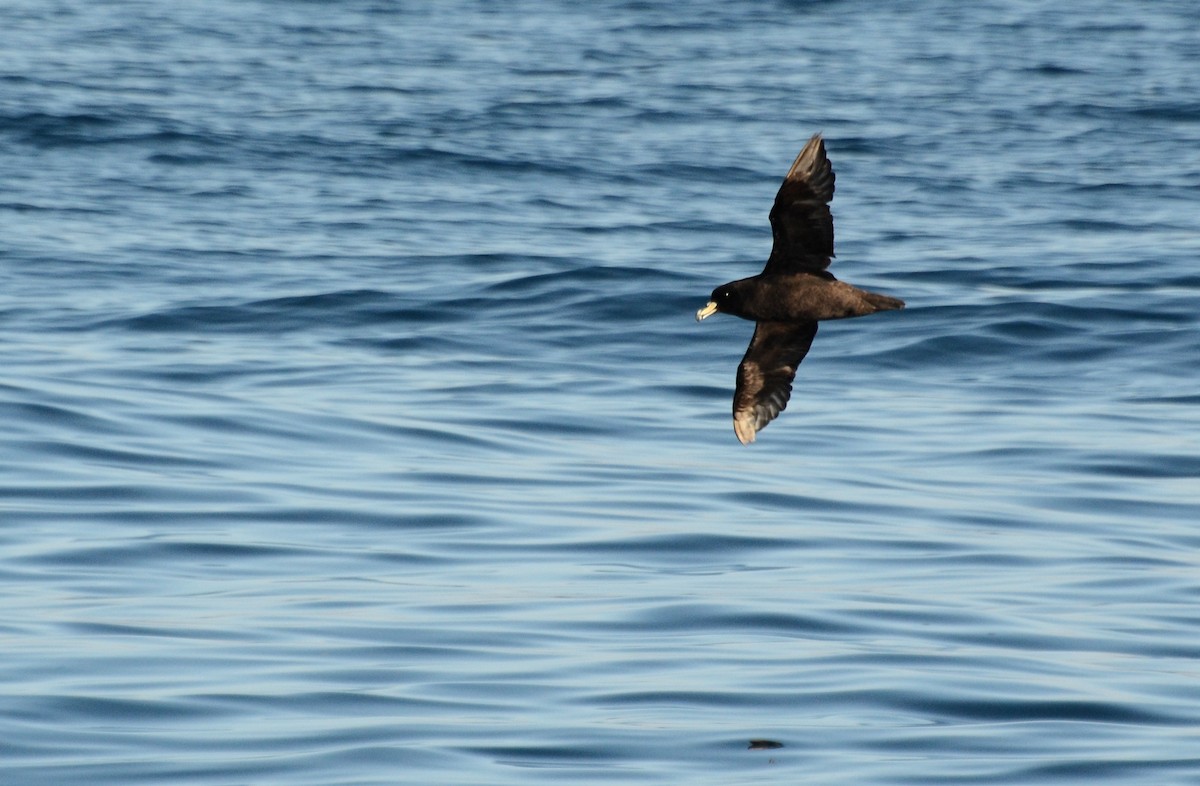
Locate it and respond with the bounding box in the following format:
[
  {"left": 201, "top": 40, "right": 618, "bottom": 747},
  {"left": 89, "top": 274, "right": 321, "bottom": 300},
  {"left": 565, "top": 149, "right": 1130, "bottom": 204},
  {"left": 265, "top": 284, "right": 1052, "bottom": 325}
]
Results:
[{"left": 696, "top": 285, "right": 743, "bottom": 321}]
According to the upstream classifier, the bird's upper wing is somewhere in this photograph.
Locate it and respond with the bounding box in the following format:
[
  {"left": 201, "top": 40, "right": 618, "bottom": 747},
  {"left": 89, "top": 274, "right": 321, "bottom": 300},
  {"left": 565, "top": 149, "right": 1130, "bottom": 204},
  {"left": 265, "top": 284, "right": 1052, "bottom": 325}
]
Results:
[
  {"left": 732, "top": 321, "right": 819, "bottom": 444},
  {"left": 763, "top": 134, "right": 835, "bottom": 275}
]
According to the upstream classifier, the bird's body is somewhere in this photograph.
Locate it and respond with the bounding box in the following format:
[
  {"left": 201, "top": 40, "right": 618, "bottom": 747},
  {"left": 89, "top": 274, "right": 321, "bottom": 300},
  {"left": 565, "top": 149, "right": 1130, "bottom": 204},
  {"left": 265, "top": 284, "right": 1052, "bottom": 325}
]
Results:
[
  {"left": 696, "top": 134, "right": 904, "bottom": 445},
  {"left": 706, "top": 273, "right": 903, "bottom": 323}
]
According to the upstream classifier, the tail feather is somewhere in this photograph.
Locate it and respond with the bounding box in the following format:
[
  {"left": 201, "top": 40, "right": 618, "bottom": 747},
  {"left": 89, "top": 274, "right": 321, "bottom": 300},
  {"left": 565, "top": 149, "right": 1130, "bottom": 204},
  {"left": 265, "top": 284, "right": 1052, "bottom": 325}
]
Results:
[{"left": 863, "top": 291, "right": 905, "bottom": 312}]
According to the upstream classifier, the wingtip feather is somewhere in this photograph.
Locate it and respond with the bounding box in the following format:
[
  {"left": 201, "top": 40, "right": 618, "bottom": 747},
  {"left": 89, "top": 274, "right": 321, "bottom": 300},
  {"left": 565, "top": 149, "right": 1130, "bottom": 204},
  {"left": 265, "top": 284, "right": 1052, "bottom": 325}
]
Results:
[
  {"left": 733, "top": 417, "right": 756, "bottom": 445},
  {"left": 785, "top": 133, "right": 826, "bottom": 180}
]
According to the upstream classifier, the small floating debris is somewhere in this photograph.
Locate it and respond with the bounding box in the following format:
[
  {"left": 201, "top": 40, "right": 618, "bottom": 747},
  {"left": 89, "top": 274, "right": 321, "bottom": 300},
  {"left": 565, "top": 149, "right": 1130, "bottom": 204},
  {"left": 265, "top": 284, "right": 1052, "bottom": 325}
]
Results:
[{"left": 748, "top": 739, "right": 784, "bottom": 750}]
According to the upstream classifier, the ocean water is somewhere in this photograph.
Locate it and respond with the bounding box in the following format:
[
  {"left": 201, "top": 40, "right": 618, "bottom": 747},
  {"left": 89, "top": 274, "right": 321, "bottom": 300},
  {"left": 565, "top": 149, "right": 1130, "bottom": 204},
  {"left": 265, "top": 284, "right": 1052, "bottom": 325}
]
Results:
[{"left": 3, "top": 0, "right": 1200, "bottom": 783}]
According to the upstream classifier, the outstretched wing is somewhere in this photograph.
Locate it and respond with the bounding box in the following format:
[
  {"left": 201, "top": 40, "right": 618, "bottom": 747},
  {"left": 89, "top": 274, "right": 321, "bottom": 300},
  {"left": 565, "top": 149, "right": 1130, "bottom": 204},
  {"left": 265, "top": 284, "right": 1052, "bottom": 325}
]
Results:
[
  {"left": 732, "top": 321, "right": 819, "bottom": 444},
  {"left": 763, "top": 134, "right": 835, "bottom": 275}
]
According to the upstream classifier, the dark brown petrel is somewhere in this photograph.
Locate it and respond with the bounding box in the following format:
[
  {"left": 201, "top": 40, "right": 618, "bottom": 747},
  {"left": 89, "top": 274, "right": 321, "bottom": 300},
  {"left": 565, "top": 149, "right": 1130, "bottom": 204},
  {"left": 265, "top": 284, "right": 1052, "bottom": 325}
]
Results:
[{"left": 696, "top": 134, "right": 904, "bottom": 445}]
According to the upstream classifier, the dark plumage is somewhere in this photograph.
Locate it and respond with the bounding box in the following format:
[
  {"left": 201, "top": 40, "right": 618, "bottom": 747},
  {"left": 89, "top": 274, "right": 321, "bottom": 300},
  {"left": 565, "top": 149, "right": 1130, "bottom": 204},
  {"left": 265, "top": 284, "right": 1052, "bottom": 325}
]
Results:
[{"left": 696, "top": 134, "right": 904, "bottom": 444}]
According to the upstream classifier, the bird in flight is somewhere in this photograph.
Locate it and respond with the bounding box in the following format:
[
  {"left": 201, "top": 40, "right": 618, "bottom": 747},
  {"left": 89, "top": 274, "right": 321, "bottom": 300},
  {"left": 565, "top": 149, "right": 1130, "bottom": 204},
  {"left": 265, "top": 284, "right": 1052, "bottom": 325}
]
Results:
[{"left": 696, "top": 134, "right": 904, "bottom": 445}]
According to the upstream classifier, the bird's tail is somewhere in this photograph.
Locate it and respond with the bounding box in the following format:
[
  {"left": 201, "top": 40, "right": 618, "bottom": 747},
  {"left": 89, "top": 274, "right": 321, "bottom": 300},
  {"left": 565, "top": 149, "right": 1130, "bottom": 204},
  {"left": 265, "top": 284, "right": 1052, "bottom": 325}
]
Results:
[{"left": 863, "top": 291, "right": 905, "bottom": 312}]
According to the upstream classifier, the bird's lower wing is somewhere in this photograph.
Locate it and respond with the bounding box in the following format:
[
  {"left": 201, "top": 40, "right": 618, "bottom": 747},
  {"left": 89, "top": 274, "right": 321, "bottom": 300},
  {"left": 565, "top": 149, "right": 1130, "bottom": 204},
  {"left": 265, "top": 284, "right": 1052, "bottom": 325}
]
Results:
[{"left": 733, "top": 321, "right": 819, "bottom": 444}]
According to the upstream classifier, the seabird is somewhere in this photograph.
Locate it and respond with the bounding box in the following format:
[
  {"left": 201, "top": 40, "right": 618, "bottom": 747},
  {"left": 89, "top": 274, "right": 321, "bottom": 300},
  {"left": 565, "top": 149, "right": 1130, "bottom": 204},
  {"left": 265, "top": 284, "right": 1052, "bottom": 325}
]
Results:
[{"left": 696, "top": 134, "right": 904, "bottom": 445}]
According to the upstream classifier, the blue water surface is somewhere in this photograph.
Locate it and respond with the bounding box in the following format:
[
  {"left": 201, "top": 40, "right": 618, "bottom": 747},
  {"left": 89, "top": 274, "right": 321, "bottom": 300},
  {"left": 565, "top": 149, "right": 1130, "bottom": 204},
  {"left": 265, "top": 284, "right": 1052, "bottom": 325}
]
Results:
[{"left": 3, "top": 1, "right": 1200, "bottom": 783}]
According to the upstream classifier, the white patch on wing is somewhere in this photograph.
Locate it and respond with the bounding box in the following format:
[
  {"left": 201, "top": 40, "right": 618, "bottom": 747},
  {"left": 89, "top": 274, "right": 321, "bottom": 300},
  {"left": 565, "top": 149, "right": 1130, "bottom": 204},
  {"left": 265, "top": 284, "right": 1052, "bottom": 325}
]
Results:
[{"left": 733, "top": 413, "right": 757, "bottom": 445}]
